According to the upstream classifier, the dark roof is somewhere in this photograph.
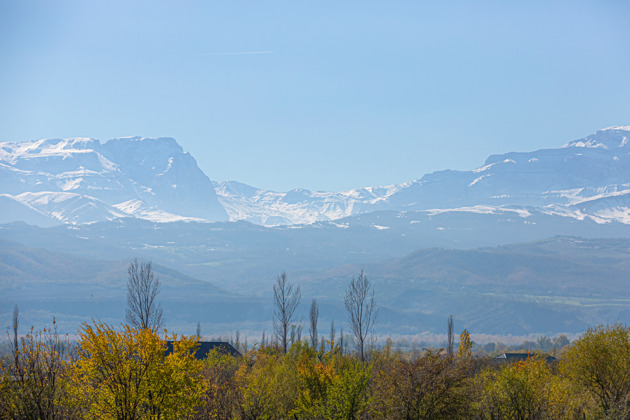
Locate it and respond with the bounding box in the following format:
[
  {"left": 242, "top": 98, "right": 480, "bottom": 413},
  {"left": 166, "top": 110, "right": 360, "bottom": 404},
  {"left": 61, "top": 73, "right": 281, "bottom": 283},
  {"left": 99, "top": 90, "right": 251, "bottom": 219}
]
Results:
[
  {"left": 495, "top": 352, "right": 556, "bottom": 363},
  {"left": 165, "top": 341, "right": 241, "bottom": 359}
]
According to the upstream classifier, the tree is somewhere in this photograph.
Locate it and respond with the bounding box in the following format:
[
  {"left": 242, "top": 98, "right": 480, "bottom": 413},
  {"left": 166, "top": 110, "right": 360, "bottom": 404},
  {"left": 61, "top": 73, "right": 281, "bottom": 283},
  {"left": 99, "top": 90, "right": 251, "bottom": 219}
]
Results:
[
  {"left": 273, "top": 272, "right": 301, "bottom": 353},
  {"left": 447, "top": 315, "right": 454, "bottom": 358},
  {"left": 125, "top": 258, "right": 164, "bottom": 332},
  {"left": 561, "top": 323, "right": 630, "bottom": 417},
  {"left": 344, "top": 270, "right": 378, "bottom": 362},
  {"left": 198, "top": 348, "right": 244, "bottom": 419},
  {"left": 0, "top": 319, "right": 75, "bottom": 419},
  {"left": 537, "top": 335, "right": 553, "bottom": 351},
  {"left": 458, "top": 329, "right": 473, "bottom": 360},
  {"left": 236, "top": 346, "right": 299, "bottom": 418},
  {"left": 553, "top": 334, "right": 570, "bottom": 349},
  {"left": 293, "top": 343, "right": 371, "bottom": 419},
  {"left": 12, "top": 304, "right": 18, "bottom": 354},
  {"left": 309, "top": 298, "right": 319, "bottom": 350},
  {"left": 330, "top": 320, "right": 336, "bottom": 349},
  {"left": 70, "top": 322, "right": 204, "bottom": 419},
  {"left": 371, "top": 349, "right": 470, "bottom": 419},
  {"left": 476, "top": 356, "right": 563, "bottom": 419},
  {"left": 339, "top": 327, "right": 345, "bottom": 355}
]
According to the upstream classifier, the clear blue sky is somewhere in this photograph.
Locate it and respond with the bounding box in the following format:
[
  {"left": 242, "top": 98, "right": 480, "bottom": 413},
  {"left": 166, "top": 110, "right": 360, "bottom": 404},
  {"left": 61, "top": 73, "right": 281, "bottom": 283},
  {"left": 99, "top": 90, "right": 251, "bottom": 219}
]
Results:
[{"left": 1, "top": 1, "right": 629, "bottom": 192}]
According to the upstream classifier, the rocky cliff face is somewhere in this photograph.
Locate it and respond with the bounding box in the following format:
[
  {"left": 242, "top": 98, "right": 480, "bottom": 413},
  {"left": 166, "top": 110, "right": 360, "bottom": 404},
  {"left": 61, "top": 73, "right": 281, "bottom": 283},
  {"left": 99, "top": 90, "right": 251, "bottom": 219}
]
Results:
[
  {"left": 2, "top": 127, "right": 630, "bottom": 226},
  {"left": 0, "top": 136, "right": 227, "bottom": 224}
]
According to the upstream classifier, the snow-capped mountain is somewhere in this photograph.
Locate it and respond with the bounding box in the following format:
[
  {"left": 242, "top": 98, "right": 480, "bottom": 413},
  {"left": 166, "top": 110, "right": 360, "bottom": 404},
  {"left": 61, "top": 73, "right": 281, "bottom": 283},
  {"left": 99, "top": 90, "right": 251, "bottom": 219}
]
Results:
[
  {"left": 0, "top": 137, "right": 227, "bottom": 224},
  {"left": 214, "top": 181, "right": 400, "bottom": 225},
  {"left": 1, "top": 127, "right": 630, "bottom": 226},
  {"left": 215, "top": 126, "right": 630, "bottom": 225},
  {"left": 384, "top": 125, "right": 630, "bottom": 210}
]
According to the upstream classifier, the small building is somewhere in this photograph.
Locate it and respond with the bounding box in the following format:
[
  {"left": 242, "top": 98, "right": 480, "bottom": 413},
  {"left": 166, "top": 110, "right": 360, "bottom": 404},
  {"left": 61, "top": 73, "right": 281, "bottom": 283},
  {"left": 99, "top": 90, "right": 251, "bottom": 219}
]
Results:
[
  {"left": 165, "top": 341, "right": 241, "bottom": 359},
  {"left": 494, "top": 352, "right": 556, "bottom": 363}
]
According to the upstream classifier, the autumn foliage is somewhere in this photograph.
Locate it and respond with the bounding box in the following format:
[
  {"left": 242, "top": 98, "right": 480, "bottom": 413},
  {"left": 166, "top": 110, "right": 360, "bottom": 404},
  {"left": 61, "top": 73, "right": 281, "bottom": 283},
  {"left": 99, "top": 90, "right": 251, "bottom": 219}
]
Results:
[
  {"left": 69, "top": 322, "right": 204, "bottom": 419},
  {"left": 3, "top": 321, "right": 630, "bottom": 419}
]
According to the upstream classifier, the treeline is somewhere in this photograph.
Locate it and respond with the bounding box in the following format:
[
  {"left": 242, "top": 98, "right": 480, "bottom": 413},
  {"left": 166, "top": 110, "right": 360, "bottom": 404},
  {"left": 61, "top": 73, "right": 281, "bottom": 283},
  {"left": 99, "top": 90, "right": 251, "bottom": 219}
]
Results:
[{"left": 2, "top": 321, "right": 630, "bottom": 419}]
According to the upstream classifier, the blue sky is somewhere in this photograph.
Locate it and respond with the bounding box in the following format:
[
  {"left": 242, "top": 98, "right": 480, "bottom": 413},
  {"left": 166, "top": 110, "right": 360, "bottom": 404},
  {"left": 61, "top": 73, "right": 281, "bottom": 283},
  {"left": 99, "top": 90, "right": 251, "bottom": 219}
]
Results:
[{"left": 1, "top": 1, "right": 629, "bottom": 191}]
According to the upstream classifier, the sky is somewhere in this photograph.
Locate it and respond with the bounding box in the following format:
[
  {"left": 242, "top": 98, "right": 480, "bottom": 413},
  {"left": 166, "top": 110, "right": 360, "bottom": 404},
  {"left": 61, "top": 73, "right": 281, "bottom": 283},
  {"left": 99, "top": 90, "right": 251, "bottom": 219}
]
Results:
[{"left": 1, "top": 1, "right": 629, "bottom": 192}]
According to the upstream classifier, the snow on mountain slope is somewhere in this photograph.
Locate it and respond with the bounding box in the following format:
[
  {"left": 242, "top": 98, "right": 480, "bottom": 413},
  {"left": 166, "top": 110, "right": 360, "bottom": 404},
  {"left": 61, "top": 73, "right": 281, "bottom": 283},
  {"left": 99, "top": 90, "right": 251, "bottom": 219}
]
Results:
[
  {"left": 215, "top": 127, "right": 630, "bottom": 226},
  {"left": 214, "top": 181, "right": 400, "bottom": 225},
  {"left": 3, "top": 127, "right": 630, "bottom": 227},
  {"left": 0, "top": 194, "right": 59, "bottom": 227},
  {"left": 112, "top": 199, "right": 207, "bottom": 223},
  {"left": 16, "top": 191, "right": 127, "bottom": 224},
  {"left": 0, "top": 137, "right": 227, "bottom": 224}
]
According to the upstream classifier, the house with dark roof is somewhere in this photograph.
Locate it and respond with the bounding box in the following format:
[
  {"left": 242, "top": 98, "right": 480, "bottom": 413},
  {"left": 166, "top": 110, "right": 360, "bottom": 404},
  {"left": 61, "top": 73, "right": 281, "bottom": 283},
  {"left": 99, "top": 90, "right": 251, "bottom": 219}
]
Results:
[
  {"left": 494, "top": 352, "right": 556, "bottom": 363},
  {"left": 165, "top": 341, "right": 241, "bottom": 359}
]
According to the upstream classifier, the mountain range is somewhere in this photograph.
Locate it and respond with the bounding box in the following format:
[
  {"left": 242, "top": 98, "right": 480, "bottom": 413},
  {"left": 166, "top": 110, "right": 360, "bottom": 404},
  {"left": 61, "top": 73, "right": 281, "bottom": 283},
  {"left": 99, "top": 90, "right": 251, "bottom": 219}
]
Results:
[
  {"left": 2, "top": 126, "right": 630, "bottom": 226},
  {"left": 0, "top": 136, "right": 227, "bottom": 225},
  {"left": 2, "top": 126, "right": 630, "bottom": 338}
]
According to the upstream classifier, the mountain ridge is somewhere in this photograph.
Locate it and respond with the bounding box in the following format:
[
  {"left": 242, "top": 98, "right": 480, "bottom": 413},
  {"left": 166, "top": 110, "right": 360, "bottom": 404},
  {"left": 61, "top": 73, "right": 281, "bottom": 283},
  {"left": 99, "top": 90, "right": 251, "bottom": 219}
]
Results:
[
  {"left": 0, "top": 136, "right": 228, "bottom": 224},
  {"left": 215, "top": 126, "right": 630, "bottom": 225},
  {"left": 2, "top": 126, "right": 630, "bottom": 226}
]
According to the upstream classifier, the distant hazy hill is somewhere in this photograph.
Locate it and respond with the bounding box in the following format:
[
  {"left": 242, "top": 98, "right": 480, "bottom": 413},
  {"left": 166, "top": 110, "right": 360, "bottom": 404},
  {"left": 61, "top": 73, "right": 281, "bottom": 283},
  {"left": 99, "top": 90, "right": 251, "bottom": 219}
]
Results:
[
  {"left": 3, "top": 229, "right": 630, "bottom": 335},
  {"left": 0, "top": 238, "right": 230, "bottom": 298},
  {"left": 3, "top": 209, "right": 630, "bottom": 297},
  {"left": 288, "top": 236, "right": 630, "bottom": 335},
  {"left": 0, "top": 238, "right": 249, "bottom": 334}
]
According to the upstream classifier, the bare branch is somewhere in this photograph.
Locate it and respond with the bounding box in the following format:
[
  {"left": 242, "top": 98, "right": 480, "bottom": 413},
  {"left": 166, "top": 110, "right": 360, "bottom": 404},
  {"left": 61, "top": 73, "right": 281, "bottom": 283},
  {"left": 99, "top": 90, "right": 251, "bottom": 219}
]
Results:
[
  {"left": 125, "top": 258, "right": 164, "bottom": 332},
  {"left": 330, "top": 319, "right": 336, "bottom": 349},
  {"left": 272, "top": 272, "right": 301, "bottom": 353},
  {"left": 12, "top": 304, "right": 19, "bottom": 353},
  {"left": 309, "top": 298, "right": 319, "bottom": 349},
  {"left": 447, "top": 314, "right": 454, "bottom": 357},
  {"left": 344, "top": 270, "right": 378, "bottom": 362}
]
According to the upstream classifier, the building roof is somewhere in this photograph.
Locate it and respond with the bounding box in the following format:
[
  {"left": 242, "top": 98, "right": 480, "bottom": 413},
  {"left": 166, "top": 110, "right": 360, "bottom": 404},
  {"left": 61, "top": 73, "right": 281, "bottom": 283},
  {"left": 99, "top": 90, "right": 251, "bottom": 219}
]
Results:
[
  {"left": 165, "top": 341, "right": 241, "bottom": 359},
  {"left": 495, "top": 352, "right": 556, "bottom": 363}
]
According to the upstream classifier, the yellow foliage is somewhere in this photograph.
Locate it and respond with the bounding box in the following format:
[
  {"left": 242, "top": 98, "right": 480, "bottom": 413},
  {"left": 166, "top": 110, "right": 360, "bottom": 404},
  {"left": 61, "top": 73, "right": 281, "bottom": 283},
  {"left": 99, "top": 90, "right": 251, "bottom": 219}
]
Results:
[
  {"left": 458, "top": 329, "right": 473, "bottom": 360},
  {"left": 235, "top": 346, "right": 299, "bottom": 419},
  {"left": 0, "top": 322, "right": 74, "bottom": 419},
  {"left": 475, "top": 355, "right": 584, "bottom": 419},
  {"left": 69, "top": 321, "right": 204, "bottom": 419},
  {"left": 292, "top": 342, "right": 371, "bottom": 419},
  {"left": 561, "top": 323, "right": 630, "bottom": 417},
  {"left": 198, "top": 348, "right": 244, "bottom": 419}
]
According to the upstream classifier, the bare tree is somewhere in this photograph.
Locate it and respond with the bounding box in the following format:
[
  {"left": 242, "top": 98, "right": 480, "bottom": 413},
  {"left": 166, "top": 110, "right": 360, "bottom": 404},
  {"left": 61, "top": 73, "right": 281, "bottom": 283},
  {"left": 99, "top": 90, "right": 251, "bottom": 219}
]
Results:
[
  {"left": 12, "top": 304, "right": 19, "bottom": 354},
  {"left": 290, "top": 324, "right": 296, "bottom": 346},
  {"left": 340, "top": 327, "right": 345, "bottom": 355},
  {"left": 447, "top": 314, "right": 454, "bottom": 357},
  {"left": 330, "top": 319, "right": 336, "bottom": 347},
  {"left": 273, "top": 272, "right": 301, "bottom": 353},
  {"left": 344, "top": 270, "right": 378, "bottom": 362},
  {"left": 126, "top": 259, "right": 164, "bottom": 332},
  {"left": 309, "top": 298, "right": 319, "bottom": 349},
  {"left": 2, "top": 319, "right": 74, "bottom": 419}
]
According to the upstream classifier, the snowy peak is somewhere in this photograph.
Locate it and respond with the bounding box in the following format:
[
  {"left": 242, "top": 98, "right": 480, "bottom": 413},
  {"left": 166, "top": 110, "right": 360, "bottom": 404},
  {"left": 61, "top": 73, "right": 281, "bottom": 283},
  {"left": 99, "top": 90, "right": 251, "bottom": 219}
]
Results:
[
  {"left": 3, "top": 127, "right": 630, "bottom": 227},
  {"left": 0, "top": 136, "right": 227, "bottom": 224},
  {"left": 216, "top": 126, "right": 630, "bottom": 226},
  {"left": 564, "top": 126, "right": 630, "bottom": 149},
  {"left": 214, "top": 180, "right": 400, "bottom": 225}
]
